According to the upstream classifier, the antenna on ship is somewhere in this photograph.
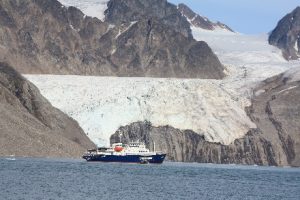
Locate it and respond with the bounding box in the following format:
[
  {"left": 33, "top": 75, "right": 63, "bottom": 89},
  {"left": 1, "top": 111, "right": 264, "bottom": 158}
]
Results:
[{"left": 153, "top": 141, "right": 156, "bottom": 152}]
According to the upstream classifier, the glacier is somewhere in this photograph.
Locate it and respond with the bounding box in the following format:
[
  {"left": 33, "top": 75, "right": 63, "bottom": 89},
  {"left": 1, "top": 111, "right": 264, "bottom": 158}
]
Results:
[
  {"left": 26, "top": 75, "right": 256, "bottom": 146},
  {"left": 26, "top": 1, "right": 300, "bottom": 147}
]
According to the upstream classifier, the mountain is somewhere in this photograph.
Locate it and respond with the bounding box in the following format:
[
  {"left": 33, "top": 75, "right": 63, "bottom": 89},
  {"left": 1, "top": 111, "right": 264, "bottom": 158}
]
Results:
[
  {"left": 0, "top": 62, "right": 95, "bottom": 158},
  {"left": 0, "top": 0, "right": 225, "bottom": 79},
  {"left": 269, "top": 7, "right": 300, "bottom": 60},
  {"left": 105, "top": 0, "right": 192, "bottom": 38},
  {"left": 178, "top": 3, "right": 233, "bottom": 32}
]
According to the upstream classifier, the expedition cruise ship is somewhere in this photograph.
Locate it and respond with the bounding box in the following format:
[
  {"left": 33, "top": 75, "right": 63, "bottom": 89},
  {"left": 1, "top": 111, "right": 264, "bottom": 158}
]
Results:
[{"left": 82, "top": 142, "right": 166, "bottom": 164}]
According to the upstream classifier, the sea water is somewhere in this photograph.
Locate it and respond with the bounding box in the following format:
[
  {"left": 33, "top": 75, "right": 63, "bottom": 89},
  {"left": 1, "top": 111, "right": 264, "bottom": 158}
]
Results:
[{"left": 0, "top": 158, "right": 300, "bottom": 200}]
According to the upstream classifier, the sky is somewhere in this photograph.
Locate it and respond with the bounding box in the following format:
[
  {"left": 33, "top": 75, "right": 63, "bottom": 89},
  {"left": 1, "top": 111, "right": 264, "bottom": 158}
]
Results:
[{"left": 169, "top": 0, "right": 300, "bottom": 34}]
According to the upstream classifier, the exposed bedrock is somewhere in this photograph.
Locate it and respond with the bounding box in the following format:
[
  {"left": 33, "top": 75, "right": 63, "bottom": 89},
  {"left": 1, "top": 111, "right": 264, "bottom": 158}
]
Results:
[
  {"left": 110, "top": 121, "right": 277, "bottom": 166},
  {"left": 105, "top": 0, "right": 192, "bottom": 38},
  {"left": 269, "top": 7, "right": 300, "bottom": 60},
  {"left": 247, "top": 69, "right": 300, "bottom": 167}
]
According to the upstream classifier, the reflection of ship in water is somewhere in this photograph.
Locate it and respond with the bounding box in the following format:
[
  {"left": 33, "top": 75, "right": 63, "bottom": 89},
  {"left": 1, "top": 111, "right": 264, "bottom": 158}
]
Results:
[{"left": 5, "top": 155, "right": 16, "bottom": 161}]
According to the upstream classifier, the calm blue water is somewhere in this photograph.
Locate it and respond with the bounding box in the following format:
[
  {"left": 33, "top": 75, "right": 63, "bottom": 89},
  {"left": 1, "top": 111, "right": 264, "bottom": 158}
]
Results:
[{"left": 0, "top": 158, "right": 300, "bottom": 200}]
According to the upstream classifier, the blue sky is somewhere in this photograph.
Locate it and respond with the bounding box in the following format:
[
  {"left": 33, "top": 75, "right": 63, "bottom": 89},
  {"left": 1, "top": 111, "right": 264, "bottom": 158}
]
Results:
[{"left": 169, "top": 0, "right": 300, "bottom": 34}]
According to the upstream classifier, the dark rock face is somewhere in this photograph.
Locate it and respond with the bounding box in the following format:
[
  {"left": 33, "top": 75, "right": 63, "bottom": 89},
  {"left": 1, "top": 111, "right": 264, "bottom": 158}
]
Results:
[
  {"left": 105, "top": 0, "right": 192, "bottom": 38},
  {"left": 269, "top": 7, "right": 300, "bottom": 60},
  {"left": 111, "top": 72, "right": 300, "bottom": 167},
  {"left": 247, "top": 71, "right": 300, "bottom": 167},
  {"left": 0, "top": 62, "right": 95, "bottom": 158},
  {"left": 0, "top": 0, "right": 225, "bottom": 79},
  {"left": 178, "top": 3, "right": 233, "bottom": 32},
  {"left": 110, "top": 122, "right": 277, "bottom": 166},
  {"left": 108, "top": 19, "right": 224, "bottom": 78}
]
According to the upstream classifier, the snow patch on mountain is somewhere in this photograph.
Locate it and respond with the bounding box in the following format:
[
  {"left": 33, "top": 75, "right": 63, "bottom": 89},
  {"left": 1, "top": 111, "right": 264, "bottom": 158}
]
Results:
[
  {"left": 178, "top": 3, "right": 233, "bottom": 32},
  {"left": 191, "top": 27, "right": 300, "bottom": 97},
  {"left": 59, "top": 0, "right": 109, "bottom": 21},
  {"left": 294, "top": 40, "right": 299, "bottom": 53},
  {"left": 25, "top": 75, "right": 256, "bottom": 147}
]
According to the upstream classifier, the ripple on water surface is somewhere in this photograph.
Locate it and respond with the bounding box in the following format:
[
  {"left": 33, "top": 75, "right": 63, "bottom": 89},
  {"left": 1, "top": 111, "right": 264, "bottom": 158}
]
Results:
[{"left": 0, "top": 158, "right": 300, "bottom": 200}]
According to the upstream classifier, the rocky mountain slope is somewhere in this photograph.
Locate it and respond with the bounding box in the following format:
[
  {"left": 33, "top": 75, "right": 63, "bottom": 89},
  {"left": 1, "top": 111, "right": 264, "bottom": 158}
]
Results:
[
  {"left": 0, "top": 62, "right": 94, "bottom": 158},
  {"left": 178, "top": 3, "right": 233, "bottom": 32},
  {"left": 105, "top": 0, "right": 192, "bottom": 38},
  {"left": 269, "top": 7, "right": 300, "bottom": 60},
  {"left": 0, "top": 0, "right": 225, "bottom": 79},
  {"left": 247, "top": 68, "right": 300, "bottom": 166}
]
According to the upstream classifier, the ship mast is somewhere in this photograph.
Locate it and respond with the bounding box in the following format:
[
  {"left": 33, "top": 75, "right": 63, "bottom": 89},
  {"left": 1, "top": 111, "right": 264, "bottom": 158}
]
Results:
[{"left": 119, "top": 132, "right": 122, "bottom": 143}]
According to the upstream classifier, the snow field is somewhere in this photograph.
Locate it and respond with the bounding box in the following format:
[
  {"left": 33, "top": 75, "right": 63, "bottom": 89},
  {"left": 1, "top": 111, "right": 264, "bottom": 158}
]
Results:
[{"left": 59, "top": 0, "right": 109, "bottom": 21}]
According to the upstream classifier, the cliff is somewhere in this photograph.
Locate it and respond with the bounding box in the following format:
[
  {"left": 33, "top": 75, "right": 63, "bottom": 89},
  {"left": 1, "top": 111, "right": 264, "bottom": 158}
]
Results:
[
  {"left": 0, "top": 62, "right": 95, "bottom": 158},
  {"left": 269, "top": 7, "right": 300, "bottom": 60},
  {"left": 111, "top": 122, "right": 276, "bottom": 166}
]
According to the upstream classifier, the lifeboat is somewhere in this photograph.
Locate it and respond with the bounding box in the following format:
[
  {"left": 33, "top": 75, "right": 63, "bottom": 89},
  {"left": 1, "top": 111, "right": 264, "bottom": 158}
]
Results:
[{"left": 114, "top": 146, "right": 124, "bottom": 152}]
